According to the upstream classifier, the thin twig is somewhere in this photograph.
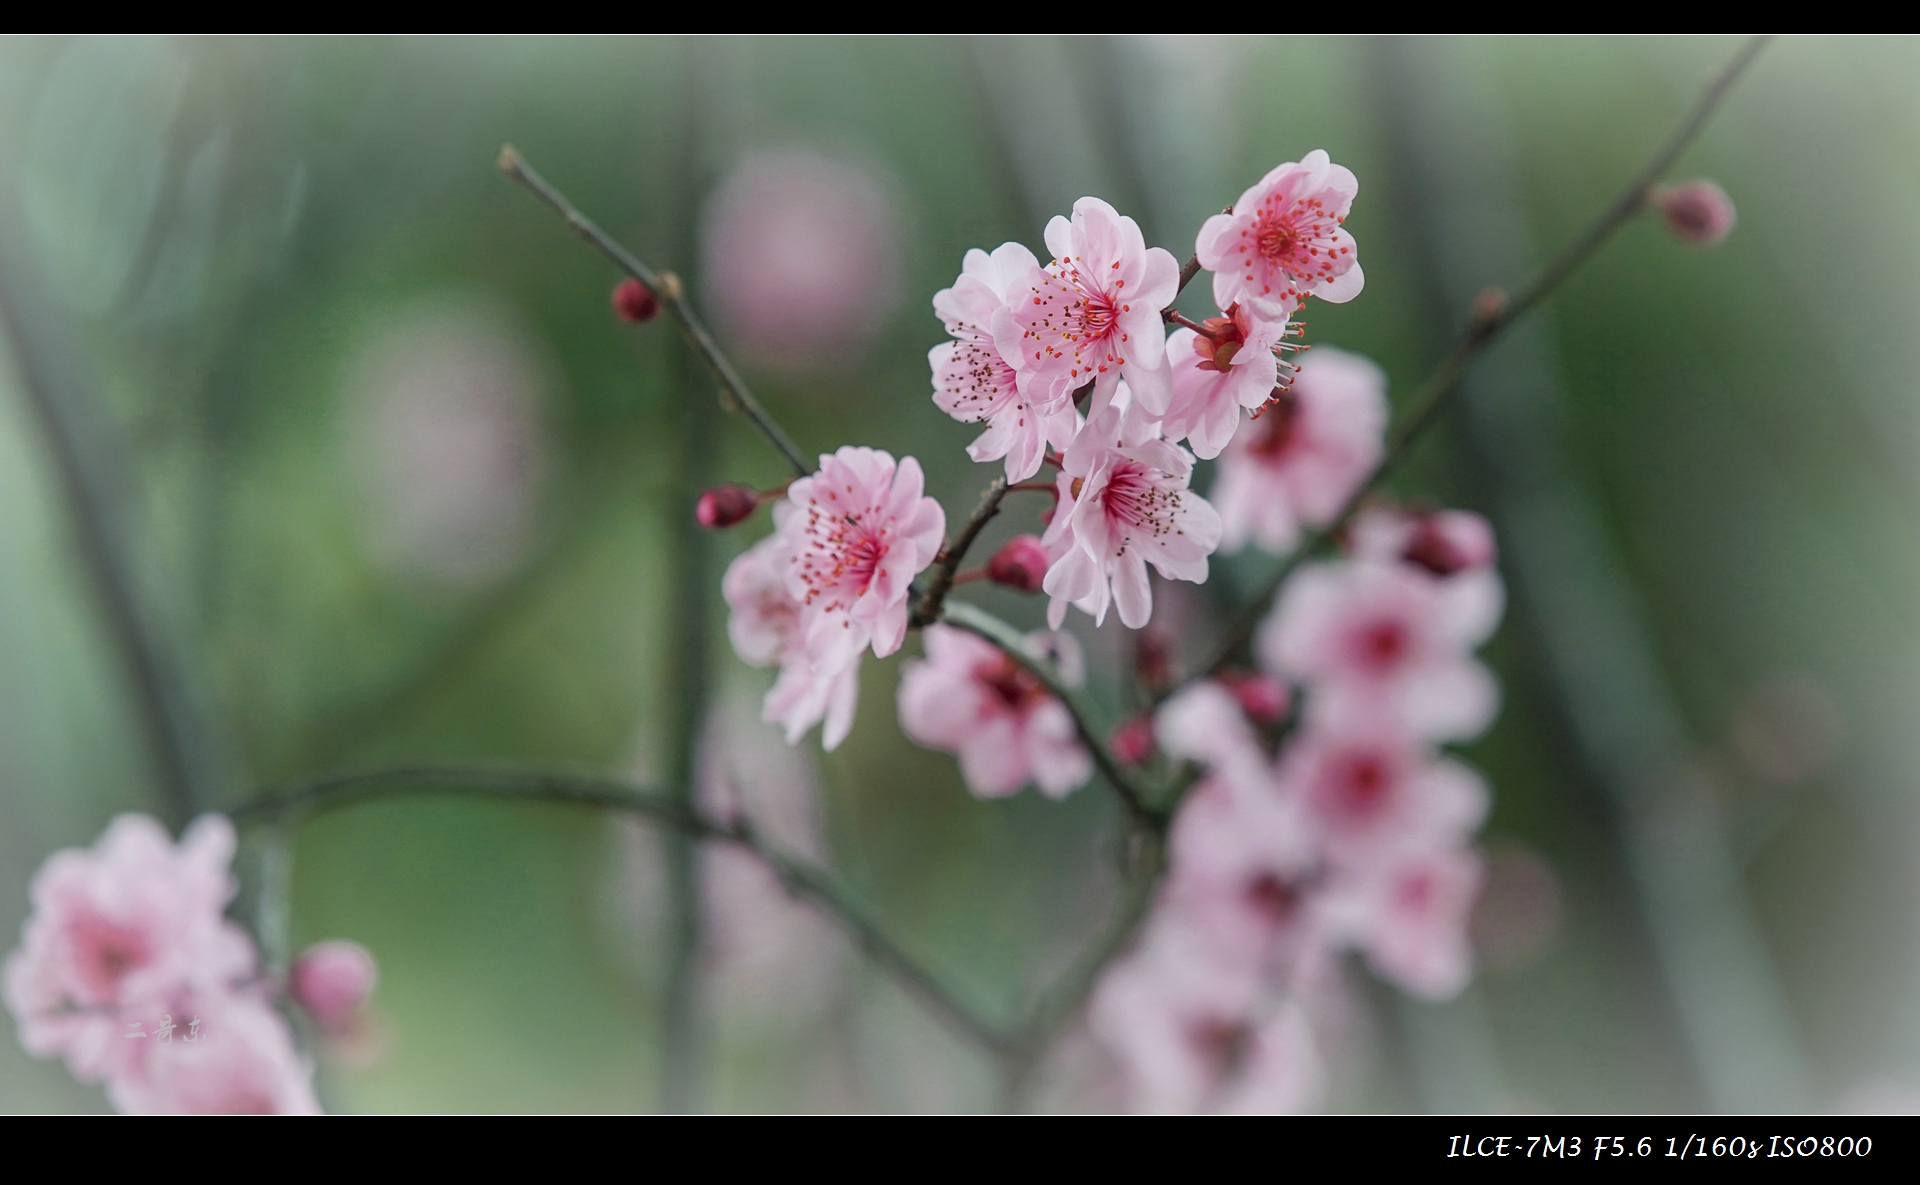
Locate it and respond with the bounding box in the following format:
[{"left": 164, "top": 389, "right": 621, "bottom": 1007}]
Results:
[
  {"left": 1183, "top": 35, "right": 1770, "bottom": 686},
  {"left": 231, "top": 765, "right": 1014, "bottom": 1054},
  {"left": 498, "top": 146, "right": 813, "bottom": 478},
  {"left": 911, "top": 477, "right": 1008, "bottom": 628}
]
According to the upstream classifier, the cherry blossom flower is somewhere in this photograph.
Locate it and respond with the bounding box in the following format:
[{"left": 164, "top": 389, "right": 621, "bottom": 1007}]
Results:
[
  {"left": 1040, "top": 399, "right": 1221, "bottom": 630},
  {"left": 1159, "top": 305, "right": 1289, "bottom": 460},
  {"left": 1197, "top": 150, "right": 1362, "bottom": 319},
  {"left": 723, "top": 510, "right": 863, "bottom": 750},
  {"left": 1349, "top": 505, "right": 1497, "bottom": 577},
  {"left": 1277, "top": 712, "right": 1489, "bottom": 861},
  {"left": 1325, "top": 843, "right": 1484, "bottom": 1000},
  {"left": 985, "top": 534, "right": 1050, "bottom": 592},
  {"left": 997, "top": 197, "right": 1180, "bottom": 416},
  {"left": 1090, "top": 922, "right": 1324, "bottom": 1114},
  {"left": 897, "top": 625, "right": 1091, "bottom": 799},
  {"left": 930, "top": 243, "right": 1080, "bottom": 482},
  {"left": 1210, "top": 345, "right": 1388, "bottom": 554},
  {"left": 106, "top": 988, "right": 320, "bottom": 1115},
  {"left": 1258, "top": 556, "right": 1502, "bottom": 743},
  {"left": 4, "top": 814, "right": 256, "bottom": 1084},
  {"left": 786, "top": 446, "right": 945, "bottom": 667},
  {"left": 290, "top": 941, "right": 377, "bottom": 1029}
]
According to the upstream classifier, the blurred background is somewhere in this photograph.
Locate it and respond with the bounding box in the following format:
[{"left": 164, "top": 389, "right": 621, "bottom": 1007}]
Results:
[{"left": 0, "top": 34, "right": 1915, "bottom": 1113}]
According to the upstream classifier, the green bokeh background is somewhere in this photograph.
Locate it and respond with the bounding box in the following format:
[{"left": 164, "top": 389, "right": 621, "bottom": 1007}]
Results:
[{"left": 0, "top": 35, "right": 1915, "bottom": 1112}]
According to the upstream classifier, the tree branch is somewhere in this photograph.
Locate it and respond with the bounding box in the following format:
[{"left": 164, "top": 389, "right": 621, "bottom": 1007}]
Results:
[
  {"left": 1184, "top": 35, "right": 1770, "bottom": 686},
  {"left": 497, "top": 145, "right": 813, "bottom": 479},
  {"left": 910, "top": 477, "right": 1009, "bottom": 628},
  {"left": 231, "top": 765, "right": 1014, "bottom": 1057}
]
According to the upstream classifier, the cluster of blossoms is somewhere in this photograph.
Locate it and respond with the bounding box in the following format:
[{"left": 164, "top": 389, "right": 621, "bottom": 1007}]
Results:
[
  {"left": 4, "top": 815, "right": 378, "bottom": 1113},
  {"left": 1092, "top": 505, "right": 1502, "bottom": 1110},
  {"left": 712, "top": 149, "right": 1505, "bottom": 1110}
]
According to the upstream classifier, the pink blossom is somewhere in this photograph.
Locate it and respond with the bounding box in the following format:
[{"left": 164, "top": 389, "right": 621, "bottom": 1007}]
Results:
[
  {"left": 701, "top": 147, "right": 903, "bottom": 370},
  {"left": 1652, "top": 179, "right": 1736, "bottom": 247},
  {"left": 106, "top": 988, "right": 321, "bottom": 1115},
  {"left": 930, "top": 243, "right": 1080, "bottom": 482},
  {"left": 4, "top": 814, "right": 256, "bottom": 1084},
  {"left": 1090, "top": 924, "right": 1323, "bottom": 1114},
  {"left": 786, "top": 446, "right": 945, "bottom": 666},
  {"left": 1218, "top": 670, "right": 1292, "bottom": 726},
  {"left": 722, "top": 507, "right": 864, "bottom": 750},
  {"left": 1040, "top": 399, "right": 1221, "bottom": 630},
  {"left": 897, "top": 624, "right": 1092, "bottom": 800},
  {"left": 290, "top": 941, "right": 377, "bottom": 1028},
  {"left": 1211, "top": 345, "right": 1388, "bottom": 554},
  {"left": 1277, "top": 713, "right": 1489, "bottom": 861},
  {"left": 1258, "top": 557, "right": 1502, "bottom": 743},
  {"left": 1350, "top": 505, "right": 1497, "bottom": 577},
  {"left": 1197, "top": 150, "right": 1363, "bottom": 319},
  {"left": 997, "top": 198, "right": 1179, "bottom": 416},
  {"left": 1326, "top": 844, "right": 1484, "bottom": 1000},
  {"left": 1159, "top": 305, "right": 1289, "bottom": 460}
]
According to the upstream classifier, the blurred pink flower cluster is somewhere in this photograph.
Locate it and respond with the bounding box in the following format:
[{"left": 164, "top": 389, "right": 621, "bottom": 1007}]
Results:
[
  {"left": 1093, "top": 506, "right": 1502, "bottom": 1111},
  {"left": 4, "top": 815, "right": 377, "bottom": 1113}
]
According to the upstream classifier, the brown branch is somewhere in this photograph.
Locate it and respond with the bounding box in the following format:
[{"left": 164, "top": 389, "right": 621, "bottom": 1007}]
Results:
[
  {"left": 910, "top": 476, "right": 1008, "bottom": 628},
  {"left": 498, "top": 146, "right": 813, "bottom": 478},
  {"left": 231, "top": 765, "right": 1015, "bottom": 1055},
  {"left": 1183, "top": 35, "right": 1770, "bottom": 687}
]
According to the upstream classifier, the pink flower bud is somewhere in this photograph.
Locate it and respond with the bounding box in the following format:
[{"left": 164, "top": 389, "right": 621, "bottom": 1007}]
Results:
[
  {"left": 612, "top": 278, "right": 661, "bottom": 323},
  {"left": 1653, "top": 180, "right": 1736, "bottom": 247},
  {"left": 290, "top": 940, "right": 378, "bottom": 1028},
  {"left": 986, "top": 534, "right": 1050, "bottom": 593},
  {"left": 1218, "top": 669, "right": 1291, "bottom": 725},
  {"left": 1110, "top": 714, "right": 1155, "bottom": 766},
  {"left": 1401, "top": 510, "right": 1496, "bottom": 577},
  {"left": 696, "top": 484, "right": 761, "bottom": 529}
]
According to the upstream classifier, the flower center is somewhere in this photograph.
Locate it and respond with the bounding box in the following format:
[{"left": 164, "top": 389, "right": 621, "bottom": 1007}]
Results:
[
  {"left": 1337, "top": 754, "right": 1391, "bottom": 812},
  {"left": 1100, "top": 463, "right": 1179, "bottom": 539},
  {"left": 1355, "top": 619, "right": 1408, "bottom": 671},
  {"left": 1246, "top": 388, "right": 1301, "bottom": 459},
  {"left": 798, "top": 508, "right": 891, "bottom": 608},
  {"left": 76, "top": 915, "right": 150, "bottom": 994},
  {"left": 1186, "top": 1016, "right": 1252, "bottom": 1082},
  {"left": 1074, "top": 291, "right": 1118, "bottom": 340},
  {"left": 1244, "top": 872, "right": 1298, "bottom": 927},
  {"left": 976, "top": 655, "right": 1047, "bottom": 714}
]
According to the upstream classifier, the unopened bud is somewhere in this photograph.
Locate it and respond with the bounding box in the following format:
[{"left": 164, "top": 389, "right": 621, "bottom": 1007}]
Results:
[
  {"left": 986, "top": 534, "right": 1050, "bottom": 593},
  {"left": 1401, "top": 510, "right": 1497, "bottom": 577},
  {"left": 1218, "top": 670, "right": 1291, "bottom": 726},
  {"left": 1110, "top": 714, "right": 1155, "bottom": 766},
  {"left": 290, "top": 940, "right": 377, "bottom": 1028},
  {"left": 1135, "top": 625, "right": 1177, "bottom": 693},
  {"left": 612, "top": 278, "right": 662, "bottom": 323},
  {"left": 696, "top": 484, "right": 761, "bottom": 529},
  {"left": 1652, "top": 180, "right": 1736, "bottom": 247}
]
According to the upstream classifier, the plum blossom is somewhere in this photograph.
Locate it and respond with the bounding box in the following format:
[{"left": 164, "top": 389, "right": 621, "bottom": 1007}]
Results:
[
  {"left": 1197, "top": 149, "right": 1362, "bottom": 319},
  {"left": 930, "top": 243, "right": 1080, "bottom": 482},
  {"left": 1258, "top": 555, "right": 1502, "bottom": 743},
  {"left": 1210, "top": 345, "right": 1388, "bottom": 554},
  {"left": 1159, "top": 305, "right": 1291, "bottom": 460},
  {"left": 1040, "top": 397, "right": 1222, "bottom": 630},
  {"left": 998, "top": 197, "right": 1179, "bottom": 416},
  {"left": 1349, "top": 505, "right": 1497, "bottom": 577},
  {"left": 722, "top": 507, "right": 863, "bottom": 750},
  {"left": 1278, "top": 711, "right": 1489, "bottom": 861},
  {"left": 898, "top": 625, "right": 1092, "bottom": 799},
  {"left": 1324, "top": 844, "right": 1484, "bottom": 999},
  {"left": 4, "top": 814, "right": 255, "bottom": 1084},
  {"left": 4, "top": 814, "right": 324, "bottom": 1114},
  {"left": 786, "top": 447, "right": 945, "bottom": 667},
  {"left": 107, "top": 988, "right": 321, "bottom": 1115}
]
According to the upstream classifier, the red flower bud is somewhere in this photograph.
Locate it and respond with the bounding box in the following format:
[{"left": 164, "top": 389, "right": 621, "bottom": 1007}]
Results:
[
  {"left": 986, "top": 534, "right": 1050, "bottom": 593},
  {"left": 1110, "top": 714, "right": 1155, "bottom": 766},
  {"left": 1652, "top": 180, "right": 1736, "bottom": 247},
  {"left": 612, "top": 278, "right": 661, "bottom": 323},
  {"left": 1134, "top": 625, "right": 1177, "bottom": 693},
  {"left": 1218, "top": 669, "right": 1291, "bottom": 726},
  {"left": 696, "top": 484, "right": 760, "bottom": 529}
]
